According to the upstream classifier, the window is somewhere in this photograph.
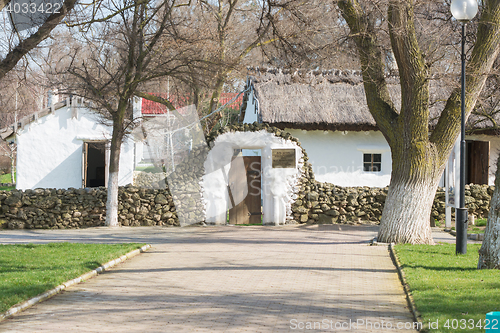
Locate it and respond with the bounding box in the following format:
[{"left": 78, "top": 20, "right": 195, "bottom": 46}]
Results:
[{"left": 363, "top": 153, "right": 381, "bottom": 172}]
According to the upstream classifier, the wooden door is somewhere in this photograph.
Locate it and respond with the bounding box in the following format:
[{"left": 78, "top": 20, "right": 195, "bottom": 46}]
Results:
[
  {"left": 467, "top": 140, "right": 489, "bottom": 185},
  {"left": 228, "top": 156, "right": 261, "bottom": 224}
]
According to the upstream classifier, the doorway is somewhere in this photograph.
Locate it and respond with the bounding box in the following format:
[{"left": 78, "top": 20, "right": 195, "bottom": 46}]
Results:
[
  {"left": 83, "top": 142, "right": 107, "bottom": 188},
  {"left": 228, "top": 150, "right": 262, "bottom": 224},
  {"left": 466, "top": 140, "right": 489, "bottom": 185}
]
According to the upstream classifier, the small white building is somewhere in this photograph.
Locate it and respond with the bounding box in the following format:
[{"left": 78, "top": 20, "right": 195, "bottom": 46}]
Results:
[
  {"left": 7, "top": 97, "right": 142, "bottom": 190},
  {"left": 241, "top": 68, "right": 500, "bottom": 187}
]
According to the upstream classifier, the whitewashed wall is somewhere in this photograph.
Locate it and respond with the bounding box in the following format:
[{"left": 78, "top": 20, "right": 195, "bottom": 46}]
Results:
[
  {"left": 202, "top": 130, "right": 303, "bottom": 225},
  {"left": 16, "top": 104, "right": 136, "bottom": 190},
  {"left": 287, "top": 129, "right": 392, "bottom": 187},
  {"left": 286, "top": 130, "right": 500, "bottom": 187},
  {"left": 241, "top": 90, "right": 392, "bottom": 187}
]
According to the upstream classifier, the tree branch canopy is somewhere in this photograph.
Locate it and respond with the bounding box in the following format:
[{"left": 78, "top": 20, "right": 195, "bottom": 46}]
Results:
[
  {"left": 0, "top": 0, "right": 78, "bottom": 81},
  {"left": 337, "top": 0, "right": 399, "bottom": 145},
  {"left": 388, "top": 0, "right": 429, "bottom": 144},
  {"left": 431, "top": 0, "right": 500, "bottom": 156}
]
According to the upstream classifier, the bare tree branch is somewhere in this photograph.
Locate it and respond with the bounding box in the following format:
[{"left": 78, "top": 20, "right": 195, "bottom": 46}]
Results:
[{"left": 0, "top": 0, "right": 78, "bottom": 81}]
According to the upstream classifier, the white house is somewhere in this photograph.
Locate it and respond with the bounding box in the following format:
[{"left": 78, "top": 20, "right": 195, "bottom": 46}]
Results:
[
  {"left": 7, "top": 97, "right": 142, "bottom": 190},
  {"left": 241, "top": 67, "right": 500, "bottom": 187},
  {"left": 5, "top": 92, "right": 241, "bottom": 191}
]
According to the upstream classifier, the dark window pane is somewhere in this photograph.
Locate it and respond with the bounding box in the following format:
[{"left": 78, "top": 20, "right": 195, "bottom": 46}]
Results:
[
  {"left": 372, "top": 163, "right": 381, "bottom": 172},
  {"left": 363, "top": 154, "right": 371, "bottom": 163},
  {"left": 363, "top": 163, "right": 371, "bottom": 171},
  {"left": 373, "top": 154, "right": 381, "bottom": 163}
]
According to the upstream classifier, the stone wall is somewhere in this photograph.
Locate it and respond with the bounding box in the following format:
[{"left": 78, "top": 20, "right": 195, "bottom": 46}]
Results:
[
  {"left": 432, "top": 184, "right": 493, "bottom": 221},
  {"left": 292, "top": 183, "right": 387, "bottom": 224},
  {"left": 293, "top": 182, "right": 494, "bottom": 224},
  {"left": 0, "top": 182, "right": 494, "bottom": 229},
  {"left": 0, "top": 186, "right": 178, "bottom": 230}
]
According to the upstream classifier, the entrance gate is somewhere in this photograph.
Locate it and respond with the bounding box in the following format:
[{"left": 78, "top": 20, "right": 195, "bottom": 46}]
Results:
[{"left": 202, "top": 130, "right": 302, "bottom": 226}]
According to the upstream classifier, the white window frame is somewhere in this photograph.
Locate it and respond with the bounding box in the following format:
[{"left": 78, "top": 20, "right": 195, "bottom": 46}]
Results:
[{"left": 357, "top": 145, "right": 390, "bottom": 173}]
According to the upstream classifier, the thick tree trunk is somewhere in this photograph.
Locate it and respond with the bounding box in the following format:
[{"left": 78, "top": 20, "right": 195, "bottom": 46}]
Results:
[
  {"left": 378, "top": 175, "right": 439, "bottom": 244},
  {"left": 338, "top": 0, "right": 500, "bottom": 244},
  {"left": 105, "top": 129, "right": 123, "bottom": 227},
  {"left": 478, "top": 155, "right": 500, "bottom": 269},
  {"left": 377, "top": 141, "right": 443, "bottom": 244}
]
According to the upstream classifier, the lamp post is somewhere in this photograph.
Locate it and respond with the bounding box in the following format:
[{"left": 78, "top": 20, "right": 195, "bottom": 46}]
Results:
[{"left": 450, "top": 0, "right": 478, "bottom": 255}]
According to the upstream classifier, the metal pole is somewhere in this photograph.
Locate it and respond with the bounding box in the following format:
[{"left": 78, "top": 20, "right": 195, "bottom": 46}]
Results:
[{"left": 456, "top": 23, "right": 468, "bottom": 255}]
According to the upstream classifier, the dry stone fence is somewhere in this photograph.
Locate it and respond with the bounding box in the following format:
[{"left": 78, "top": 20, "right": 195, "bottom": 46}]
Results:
[
  {"left": 292, "top": 183, "right": 493, "bottom": 225},
  {"left": 0, "top": 124, "right": 495, "bottom": 229},
  {"left": 0, "top": 186, "right": 178, "bottom": 230}
]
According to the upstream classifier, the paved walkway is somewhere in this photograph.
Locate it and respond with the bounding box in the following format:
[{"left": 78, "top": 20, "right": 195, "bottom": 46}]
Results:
[{"left": 0, "top": 225, "right": 440, "bottom": 332}]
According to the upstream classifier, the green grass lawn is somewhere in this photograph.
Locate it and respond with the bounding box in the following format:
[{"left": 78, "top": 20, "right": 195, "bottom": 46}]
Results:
[
  {"left": 470, "top": 227, "right": 485, "bottom": 234},
  {"left": 395, "top": 244, "right": 500, "bottom": 332},
  {"left": 0, "top": 172, "right": 15, "bottom": 191},
  {"left": 450, "top": 226, "right": 486, "bottom": 234},
  {"left": 475, "top": 218, "right": 487, "bottom": 227},
  {"left": 0, "top": 242, "right": 145, "bottom": 313},
  {"left": 0, "top": 186, "right": 14, "bottom": 191},
  {"left": 0, "top": 173, "right": 14, "bottom": 183}
]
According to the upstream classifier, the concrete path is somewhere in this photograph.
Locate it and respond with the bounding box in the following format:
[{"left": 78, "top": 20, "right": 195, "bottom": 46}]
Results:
[{"left": 0, "top": 225, "right": 424, "bottom": 332}]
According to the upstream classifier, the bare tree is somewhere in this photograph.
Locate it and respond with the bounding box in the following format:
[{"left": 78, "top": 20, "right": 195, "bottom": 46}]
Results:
[
  {"left": 334, "top": 0, "right": 500, "bottom": 244},
  {"left": 253, "top": 0, "right": 500, "bottom": 243},
  {"left": 137, "top": 0, "right": 293, "bottom": 133},
  {"left": 475, "top": 68, "right": 500, "bottom": 269},
  {"left": 260, "top": 0, "right": 495, "bottom": 244},
  {"left": 52, "top": 0, "right": 194, "bottom": 226},
  {"left": 478, "top": 154, "right": 500, "bottom": 269}
]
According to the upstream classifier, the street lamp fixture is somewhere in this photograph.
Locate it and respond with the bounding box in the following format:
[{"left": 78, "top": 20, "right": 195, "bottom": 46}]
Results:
[
  {"left": 451, "top": 0, "right": 478, "bottom": 22},
  {"left": 450, "top": 0, "right": 478, "bottom": 255}
]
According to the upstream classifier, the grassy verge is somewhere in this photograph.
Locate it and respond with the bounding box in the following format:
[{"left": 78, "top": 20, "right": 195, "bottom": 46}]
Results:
[
  {"left": 0, "top": 242, "right": 145, "bottom": 313},
  {"left": 395, "top": 244, "right": 500, "bottom": 332},
  {"left": 0, "top": 172, "right": 15, "bottom": 191},
  {"left": 470, "top": 227, "right": 485, "bottom": 234},
  {"left": 0, "top": 186, "right": 14, "bottom": 191},
  {"left": 475, "top": 218, "right": 487, "bottom": 227},
  {"left": 0, "top": 173, "right": 14, "bottom": 183}
]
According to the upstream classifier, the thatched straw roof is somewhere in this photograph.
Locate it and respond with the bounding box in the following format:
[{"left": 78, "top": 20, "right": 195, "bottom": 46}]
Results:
[{"left": 245, "top": 67, "right": 499, "bottom": 135}]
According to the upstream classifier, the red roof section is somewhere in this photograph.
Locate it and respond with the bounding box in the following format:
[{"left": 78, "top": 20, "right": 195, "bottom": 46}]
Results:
[{"left": 141, "top": 93, "right": 243, "bottom": 115}]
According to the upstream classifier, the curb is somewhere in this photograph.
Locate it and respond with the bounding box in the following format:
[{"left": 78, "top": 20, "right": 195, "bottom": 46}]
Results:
[
  {"left": 0, "top": 244, "right": 151, "bottom": 323},
  {"left": 388, "top": 243, "right": 425, "bottom": 332},
  {"left": 370, "top": 237, "right": 390, "bottom": 246}
]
